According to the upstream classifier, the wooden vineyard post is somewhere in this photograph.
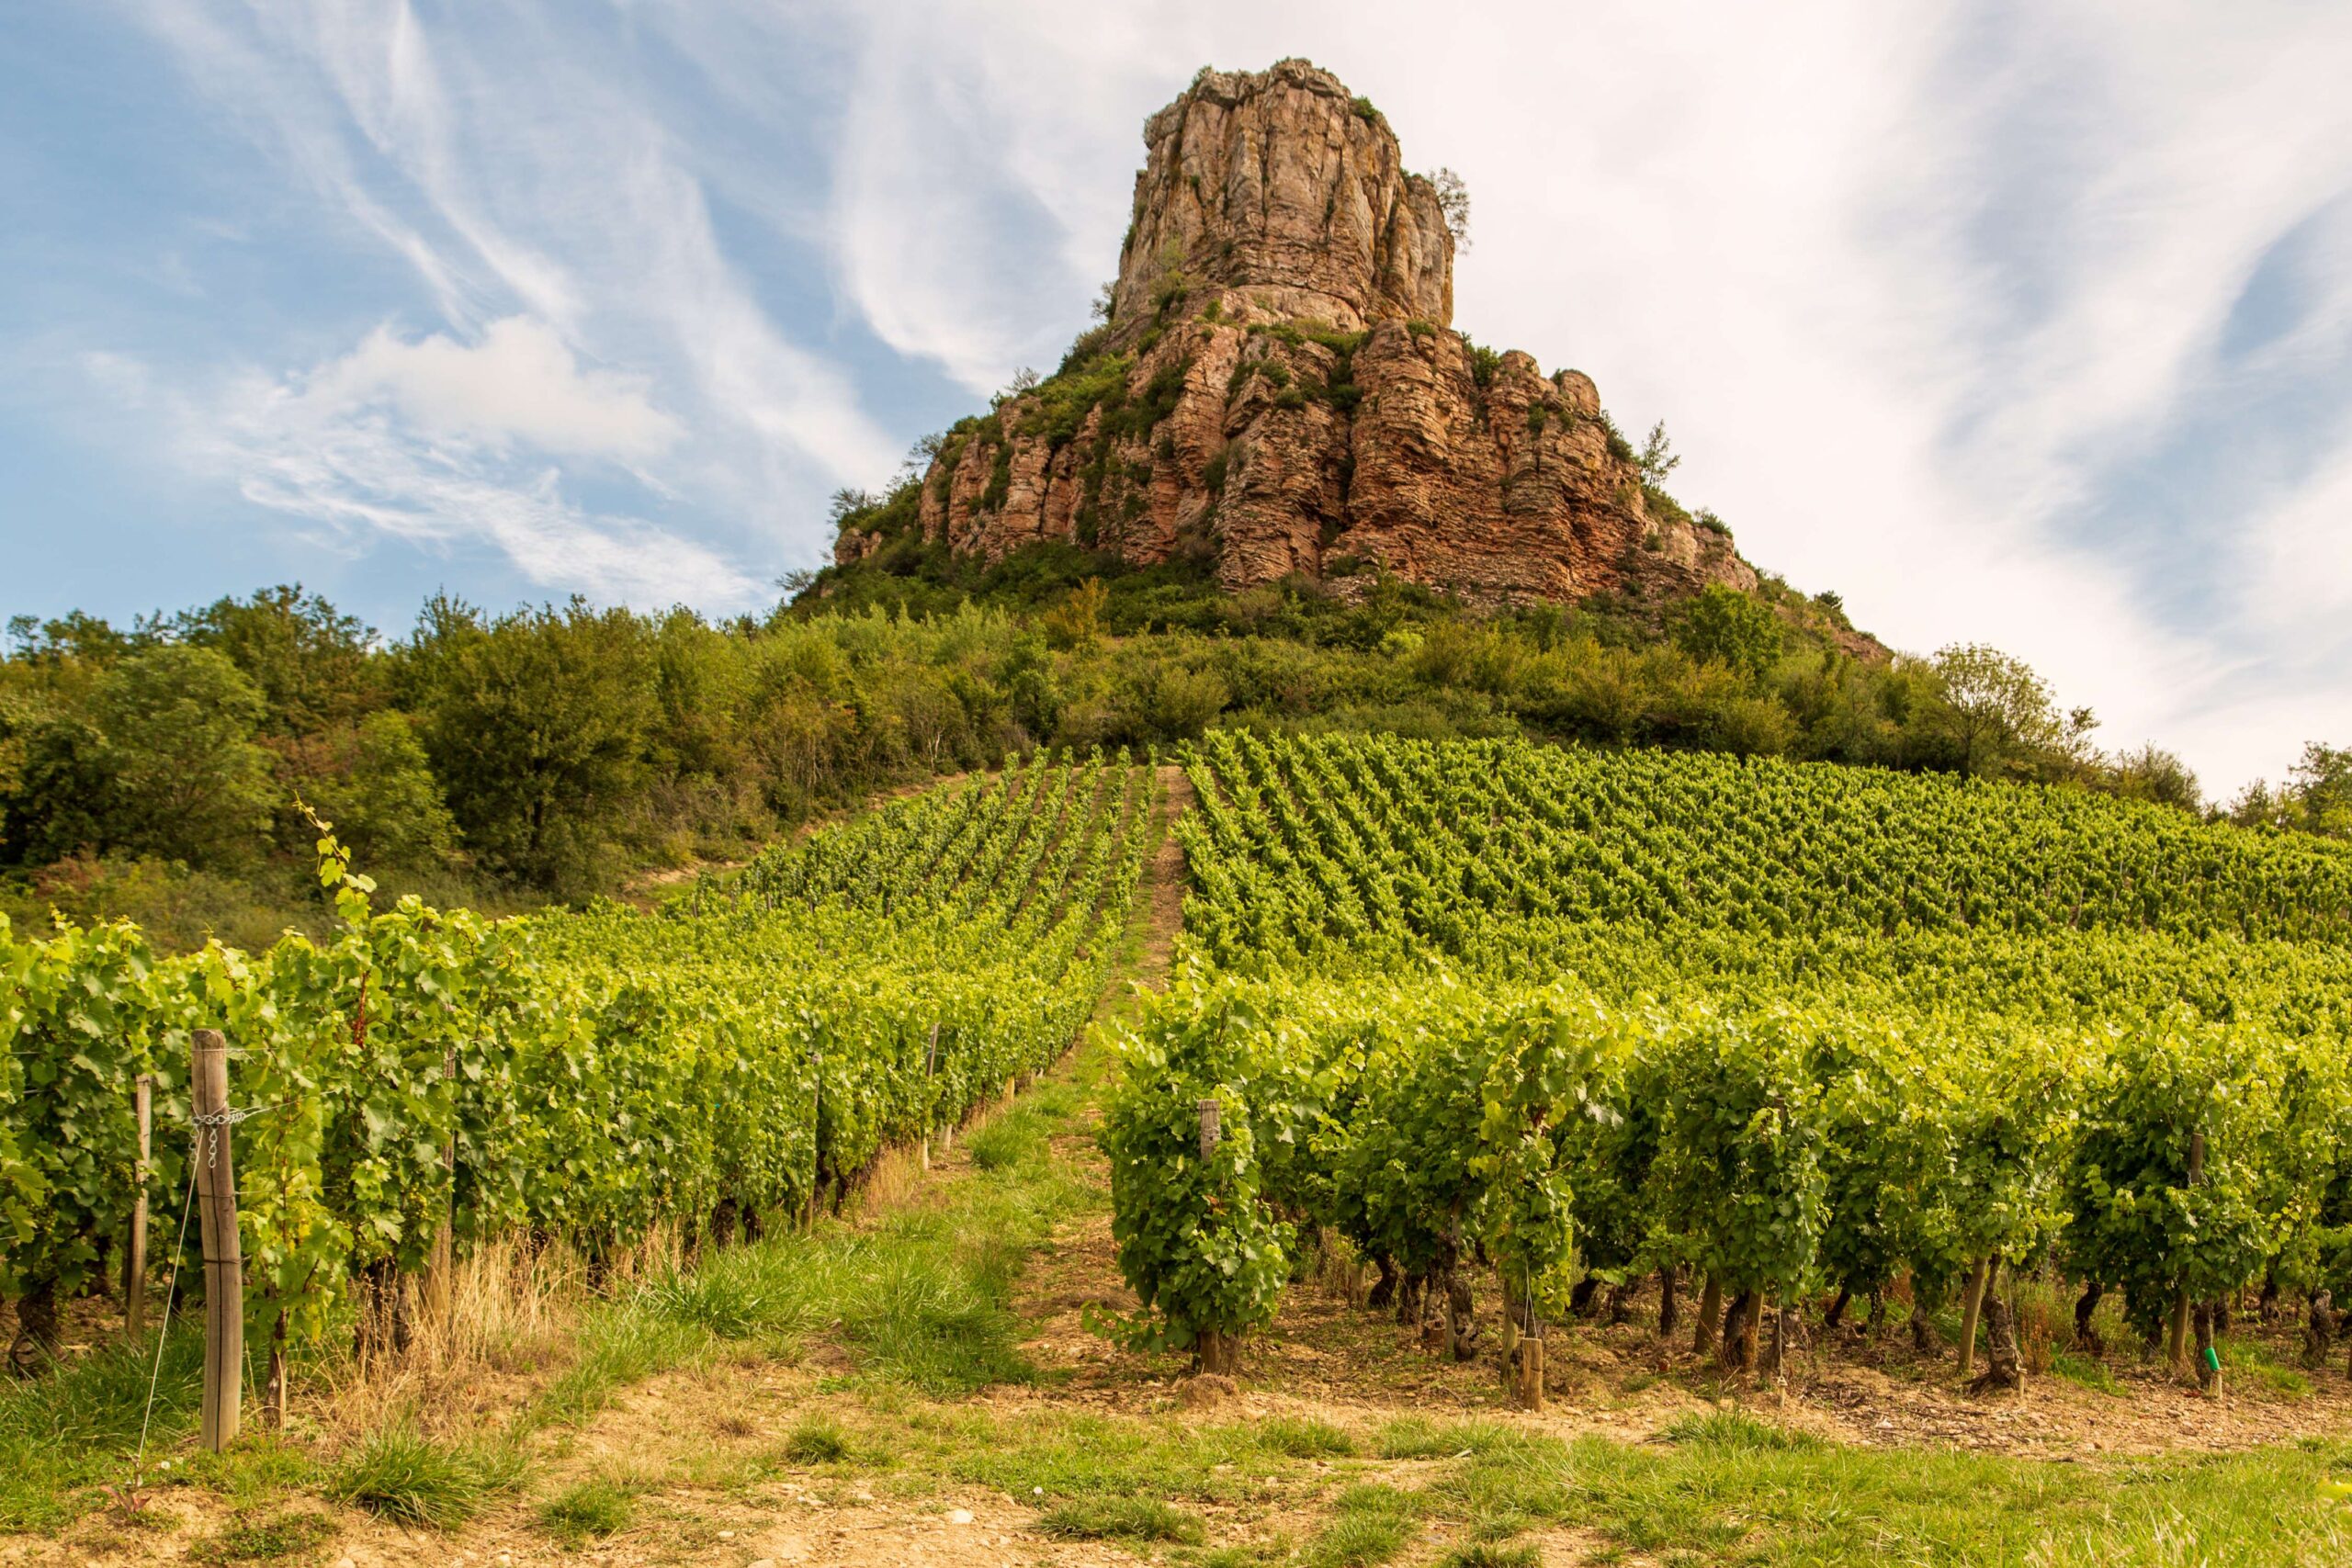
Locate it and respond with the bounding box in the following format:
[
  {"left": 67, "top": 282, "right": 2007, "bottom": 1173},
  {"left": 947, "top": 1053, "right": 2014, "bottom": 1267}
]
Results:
[
  {"left": 1515, "top": 1328, "right": 1544, "bottom": 1412},
  {"left": 1192, "top": 1098, "right": 1235, "bottom": 1377},
  {"left": 191, "top": 1029, "right": 242, "bottom": 1451},
  {"left": 1958, "top": 1258, "right": 1989, "bottom": 1378},
  {"left": 921, "top": 1023, "right": 939, "bottom": 1171},
  {"left": 806, "top": 1048, "right": 822, "bottom": 1230},
  {"left": 1498, "top": 1275, "right": 1520, "bottom": 1394},
  {"left": 2168, "top": 1132, "right": 2206, "bottom": 1374},
  {"left": 423, "top": 1048, "right": 457, "bottom": 1330},
  {"left": 125, "top": 1074, "right": 152, "bottom": 1339}
]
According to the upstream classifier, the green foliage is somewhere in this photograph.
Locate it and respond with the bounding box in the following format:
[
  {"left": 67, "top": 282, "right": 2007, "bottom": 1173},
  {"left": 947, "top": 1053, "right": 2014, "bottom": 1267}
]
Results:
[
  {"left": 1, "top": 759, "right": 1156, "bottom": 1360},
  {"left": 1098, "top": 979, "right": 1295, "bottom": 1354},
  {"left": 1350, "top": 95, "right": 1382, "bottom": 123},
  {"left": 1929, "top": 642, "right": 2098, "bottom": 780},
  {"left": 300, "top": 711, "right": 459, "bottom": 870},
  {"left": 1463, "top": 339, "right": 1502, "bottom": 389},
  {"left": 781, "top": 1417, "right": 854, "bottom": 1464},
  {"left": 1101, "top": 728, "right": 2352, "bottom": 1347},
  {"left": 1678, "top": 584, "right": 1784, "bottom": 678},
  {"left": 406, "top": 596, "right": 661, "bottom": 895},
  {"left": 1202, "top": 446, "right": 1230, "bottom": 495}
]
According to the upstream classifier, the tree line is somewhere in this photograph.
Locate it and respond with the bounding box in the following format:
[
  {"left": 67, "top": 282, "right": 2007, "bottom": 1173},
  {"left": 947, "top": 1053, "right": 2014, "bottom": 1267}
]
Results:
[{"left": 0, "top": 563, "right": 2339, "bottom": 950}]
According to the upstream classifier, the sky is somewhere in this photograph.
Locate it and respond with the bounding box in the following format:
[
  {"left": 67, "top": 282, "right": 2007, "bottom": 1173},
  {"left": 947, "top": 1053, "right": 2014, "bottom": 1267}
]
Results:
[{"left": 3, "top": 2, "right": 2350, "bottom": 798}]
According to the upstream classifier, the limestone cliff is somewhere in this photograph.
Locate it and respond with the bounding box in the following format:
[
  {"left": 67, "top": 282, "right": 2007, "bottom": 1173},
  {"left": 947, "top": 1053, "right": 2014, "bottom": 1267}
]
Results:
[{"left": 841, "top": 58, "right": 1755, "bottom": 609}]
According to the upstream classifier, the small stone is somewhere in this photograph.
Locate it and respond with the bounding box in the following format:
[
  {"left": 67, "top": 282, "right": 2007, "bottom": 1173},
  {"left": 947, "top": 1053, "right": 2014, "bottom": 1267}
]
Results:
[
  {"left": 948, "top": 1508, "right": 974, "bottom": 1525},
  {"left": 718, "top": 1531, "right": 735, "bottom": 1540},
  {"left": 750, "top": 1561, "right": 777, "bottom": 1568}
]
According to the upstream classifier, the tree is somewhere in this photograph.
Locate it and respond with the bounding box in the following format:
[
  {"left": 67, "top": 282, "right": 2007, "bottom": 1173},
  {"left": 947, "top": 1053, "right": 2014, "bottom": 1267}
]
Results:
[
  {"left": 1638, "top": 422, "right": 1681, "bottom": 484},
  {"left": 2288, "top": 742, "right": 2352, "bottom": 839},
  {"left": 404, "top": 597, "right": 658, "bottom": 894},
  {"left": 1677, "top": 585, "right": 1783, "bottom": 680},
  {"left": 2107, "top": 743, "right": 2201, "bottom": 815},
  {"left": 302, "top": 710, "right": 459, "bottom": 870},
  {"left": 1927, "top": 643, "right": 2096, "bottom": 779},
  {"left": 1430, "top": 167, "right": 1472, "bottom": 249},
  {"left": 166, "top": 585, "right": 379, "bottom": 736},
  {"left": 86, "top": 646, "right": 277, "bottom": 866}
]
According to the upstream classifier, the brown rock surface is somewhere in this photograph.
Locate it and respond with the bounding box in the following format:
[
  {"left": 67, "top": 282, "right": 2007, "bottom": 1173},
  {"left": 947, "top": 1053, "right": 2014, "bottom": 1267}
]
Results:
[{"left": 850, "top": 58, "right": 1757, "bottom": 609}]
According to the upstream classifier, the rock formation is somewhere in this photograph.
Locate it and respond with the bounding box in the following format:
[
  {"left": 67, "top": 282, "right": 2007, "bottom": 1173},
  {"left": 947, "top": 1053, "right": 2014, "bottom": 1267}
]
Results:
[{"left": 840, "top": 58, "right": 1756, "bottom": 609}]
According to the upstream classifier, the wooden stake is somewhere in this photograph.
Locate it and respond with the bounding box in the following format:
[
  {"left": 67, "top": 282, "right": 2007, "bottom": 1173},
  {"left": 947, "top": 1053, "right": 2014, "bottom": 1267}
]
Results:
[
  {"left": 1515, "top": 1334, "right": 1545, "bottom": 1411},
  {"left": 1197, "top": 1097, "right": 1221, "bottom": 1161},
  {"left": 921, "top": 1023, "right": 940, "bottom": 1171},
  {"left": 125, "top": 1074, "right": 152, "bottom": 1339},
  {"left": 422, "top": 1048, "right": 457, "bottom": 1328},
  {"left": 2169, "top": 1132, "right": 2206, "bottom": 1373},
  {"left": 1958, "top": 1258, "right": 1989, "bottom": 1378},
  {"left": 191, "top": 1029, "right": 241, "bottom": 1451}
]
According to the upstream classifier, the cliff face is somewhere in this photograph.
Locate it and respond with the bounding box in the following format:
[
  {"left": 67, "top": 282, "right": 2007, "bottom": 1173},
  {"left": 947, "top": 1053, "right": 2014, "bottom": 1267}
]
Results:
[{"left": 844, "top": 59, "right": 1755, "bottom": 609}]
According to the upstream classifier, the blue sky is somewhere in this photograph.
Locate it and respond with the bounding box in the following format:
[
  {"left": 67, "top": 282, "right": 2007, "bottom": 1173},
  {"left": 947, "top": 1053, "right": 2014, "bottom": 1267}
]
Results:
[{"left": 4, "top": 2, "right": 2350, "bottom": 796}]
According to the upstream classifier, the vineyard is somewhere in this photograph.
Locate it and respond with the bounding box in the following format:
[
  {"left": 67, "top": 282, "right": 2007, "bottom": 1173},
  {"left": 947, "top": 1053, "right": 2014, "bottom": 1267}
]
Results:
[
  {"left": 0, "top": 749, "right": 1157, "bottom": 1388},
  {"left": 11, "top": 729, "right": 2352, "bottom": 1563},
  {"left": 1106, "top": 731, "right": 2352, "bottom": 1393}
]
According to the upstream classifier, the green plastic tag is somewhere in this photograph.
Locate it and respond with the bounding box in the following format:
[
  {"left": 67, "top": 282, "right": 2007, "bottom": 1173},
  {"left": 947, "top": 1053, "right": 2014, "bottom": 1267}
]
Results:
[{"left": 2203, "top": 1346, "right": 2222, "bottom": 1372}]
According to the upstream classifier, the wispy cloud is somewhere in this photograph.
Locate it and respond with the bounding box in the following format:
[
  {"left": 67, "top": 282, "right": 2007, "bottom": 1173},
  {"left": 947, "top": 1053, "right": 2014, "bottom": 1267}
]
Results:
[
  {"left": 145, "top": 333, "right": 758, "bottom": 607},
  {"left": 119, "top": 0, "right": 903, "bottom": 596}
]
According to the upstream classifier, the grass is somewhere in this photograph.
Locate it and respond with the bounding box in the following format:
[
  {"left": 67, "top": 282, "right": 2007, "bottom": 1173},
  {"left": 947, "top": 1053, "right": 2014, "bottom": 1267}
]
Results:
[
  {"left": 2052, "top": 1348, "right": 2128, "bottom": 1395},
  {"left": 323, "top": 1424, "right": 524, "bottom": 1530},
  {"left": 1038, "top": 1494, "right": 1204, "bottom": 1543},
  {"left": 1373, "top": 1417, "right": 1529, "bottom": 1461},
  {"left": 536, "top": 1477, "right": 637, "bottom": 1545},
  {"left": 616, "top": 1091, "right": 1090, "bottom": 1397},
  {"left": 1435, "top": 1548, "right": 1540, "bottom": 1568},
  {"left": 779, "top": 1416, "right": 855, "bottom": 1465},
  {"left": 1299, "top": 1483, "right": 1418, "bottom": 1567},
  {"left": 2221, "top": 1337, "right": 2315, "bottom": 1399},
  {"left": 1256, "top": 1416, "right": 1356, "bottom": 1458},
  {"left": 1659, "top": 1407, "right": 1823, "bottom": 1451},
  {"left": 0, "top": 1326, "right": 206, "bottom": 1530},
  {"left": 967, "top": 1106, "right": 1046, "bottom": 1169},
  {"left": 188, "top": 1511, "right": 337, "bottom": 1562}
]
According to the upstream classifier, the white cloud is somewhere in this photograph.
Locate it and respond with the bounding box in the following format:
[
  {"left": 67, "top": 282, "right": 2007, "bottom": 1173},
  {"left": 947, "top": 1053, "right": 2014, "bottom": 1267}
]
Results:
[
  {"left": 184, "top": 343, "right": 759, "bottom": 609},
  {"left": 305, "top": 317, "right": 681, "bottom": 463}
]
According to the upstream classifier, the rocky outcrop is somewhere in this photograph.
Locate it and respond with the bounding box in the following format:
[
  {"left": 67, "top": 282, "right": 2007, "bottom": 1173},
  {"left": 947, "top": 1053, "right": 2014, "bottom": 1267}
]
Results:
[
  {"left": 846, "top": 58, "right": 1756, "bottom": 610},
  {"left": 1109, "top": 60, "right": 1452, "bottom": 333}
]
